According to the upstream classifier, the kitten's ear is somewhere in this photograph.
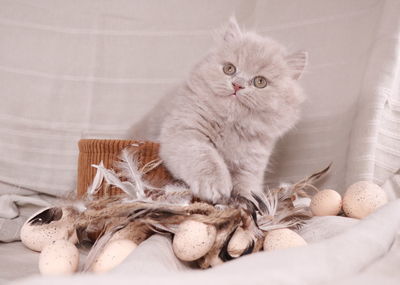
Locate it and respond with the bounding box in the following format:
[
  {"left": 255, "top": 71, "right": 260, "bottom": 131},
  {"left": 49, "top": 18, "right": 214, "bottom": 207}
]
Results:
[
  {"left": 286, "top": 51, "right": 308, "bottom": 80},
  {"left": 223, "top": 17, "right": 242, "bottom": 42}
]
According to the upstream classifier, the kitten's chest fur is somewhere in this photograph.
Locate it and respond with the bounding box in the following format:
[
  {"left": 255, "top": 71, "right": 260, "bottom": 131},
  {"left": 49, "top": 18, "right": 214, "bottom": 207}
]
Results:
[{"left": 205, "top": 114, "right": 270, "bottom": 168}]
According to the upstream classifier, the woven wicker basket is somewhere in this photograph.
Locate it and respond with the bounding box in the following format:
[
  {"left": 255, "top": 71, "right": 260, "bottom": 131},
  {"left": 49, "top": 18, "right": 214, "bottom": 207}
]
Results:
[{"left": 77, "top": 139, "right": 174, "bottom": 197}]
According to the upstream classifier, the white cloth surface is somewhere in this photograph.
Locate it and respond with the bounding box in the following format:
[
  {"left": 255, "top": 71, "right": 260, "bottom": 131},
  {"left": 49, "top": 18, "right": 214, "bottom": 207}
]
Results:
[
  {"left": 7, "top": 199, "right": 400, "bottom": 285},
  {"left": 0, "top": 194, "right": 50, "bottom": 219},
  {"left": 0, "top": 187, "right": 55, "bottom": 242},
  {"left": 0, "top": 0, "right": 399, "bottom": 198},
  {"left": 0, "top": 241, "right": 39, "bottom": 284}
]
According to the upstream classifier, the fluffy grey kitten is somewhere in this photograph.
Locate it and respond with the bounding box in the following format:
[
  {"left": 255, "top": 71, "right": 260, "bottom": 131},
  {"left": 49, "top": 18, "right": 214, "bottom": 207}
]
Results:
[{"left": 128, "top": 18, "right": 307, "bottom": 203}]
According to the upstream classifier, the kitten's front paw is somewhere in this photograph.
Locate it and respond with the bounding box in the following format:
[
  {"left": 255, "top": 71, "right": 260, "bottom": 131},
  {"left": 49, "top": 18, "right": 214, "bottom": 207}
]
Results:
[{"left": 191, "top": 173, "right": 232, "bottom": 204}]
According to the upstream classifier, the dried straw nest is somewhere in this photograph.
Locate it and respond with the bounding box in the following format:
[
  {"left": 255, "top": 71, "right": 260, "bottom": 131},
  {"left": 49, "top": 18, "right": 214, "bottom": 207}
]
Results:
[{"left": 25, "top": 144, "right": 330, "bottom": 271}]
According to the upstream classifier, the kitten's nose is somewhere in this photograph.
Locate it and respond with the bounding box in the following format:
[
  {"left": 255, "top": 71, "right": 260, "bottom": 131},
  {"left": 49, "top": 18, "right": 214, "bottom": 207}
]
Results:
[{"left": 232, "top": 82, "right": 244, "bottom": 92}]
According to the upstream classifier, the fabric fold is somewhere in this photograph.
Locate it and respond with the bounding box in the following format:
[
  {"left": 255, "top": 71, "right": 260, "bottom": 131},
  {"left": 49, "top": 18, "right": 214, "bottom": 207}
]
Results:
[{"left": 11, "top": 199, "right": 400, "bottom": 285}]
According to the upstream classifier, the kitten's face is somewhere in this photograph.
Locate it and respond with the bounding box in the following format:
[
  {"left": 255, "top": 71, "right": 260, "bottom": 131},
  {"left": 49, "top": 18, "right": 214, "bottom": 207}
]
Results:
[{"left": 188, "top": 18, "right": 307, "bottom": 116}]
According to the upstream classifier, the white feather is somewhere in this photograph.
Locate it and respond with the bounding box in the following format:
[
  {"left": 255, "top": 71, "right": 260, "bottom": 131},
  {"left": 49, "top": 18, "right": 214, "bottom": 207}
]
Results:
[
  {"left": 263, "top": 190, "right": 278, "bottom": 216},
  {"left": 256, "top": 186, "right": 309, "bottom": 232},
  {"left": 140, "top": 158, "right": 163, "bottom": 174},
  {"left": 87, "top": 161, "right": 105, "bottom": 196},
  {"left": 91, "top": 164, "right": 138, "bottom": 197},
  {"left": 115, "top": 149, "right": 148, "bottom": 199},
  {"left": 71, "top": 200, "right": 87, "bottom": 213}
]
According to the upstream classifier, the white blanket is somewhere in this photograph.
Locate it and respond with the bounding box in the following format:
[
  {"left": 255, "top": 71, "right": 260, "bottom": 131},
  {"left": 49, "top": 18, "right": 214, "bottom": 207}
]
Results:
[
  {"left": 1, "top": 1, "right": 400, "bottom": 283},
  {"left": 9, "top": 199, "right": 400, "bottom": 285}
]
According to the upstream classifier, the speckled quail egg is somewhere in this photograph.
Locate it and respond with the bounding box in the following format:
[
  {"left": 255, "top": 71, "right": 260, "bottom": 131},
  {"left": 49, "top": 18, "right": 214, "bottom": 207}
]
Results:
[
  {"left": 21, "top": 207, "right": 77, "bottom": 252},
  {"left": 263, "top": 228, "right": 307, "bottom": 251},
  {"left": 39, "top": 239, "right": 79, "bottom": 275},
  {"left": 172, "top": 220, "right": 217, "bottom": 261},
  {"left": 310, "top": 189, "right": 342, "bottom": 216},
  {"left": 343, "top": 181, "right": 388, "bottom": 219}
]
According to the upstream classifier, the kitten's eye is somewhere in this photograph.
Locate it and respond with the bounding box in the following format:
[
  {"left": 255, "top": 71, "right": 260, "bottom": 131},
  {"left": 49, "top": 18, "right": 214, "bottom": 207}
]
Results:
[
  {"left": 223, "top": 63, "right": 236, "bottom": 75},
  {"left": 253, "top": 76, "right": 268, "bottom": 88}
]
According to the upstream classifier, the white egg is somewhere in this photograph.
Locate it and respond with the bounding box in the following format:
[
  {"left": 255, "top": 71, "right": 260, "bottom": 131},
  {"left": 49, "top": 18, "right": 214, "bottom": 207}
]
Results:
[
  {"left": 227, "top": 227, "right": 252, "bottom": 258},
  {"left": 172, "top": 220, "right": 217, "bottom": 261},
  {"left": 39, "top": 240, "right": 79, "bottom": 275},
  {"left": 21, "top": 207, "right": 77, "bottom": 252},
  {"left": 343, "top": 181, "right": 388, "bottom": 219},
  {"left": 91, "top": 239, "right": 137, "bottom": 273},
  {"left": 310, "top": 189, "right": 342, "bottom": 216},
  {"left": 263, "top": 228, "right": 307, "bottom": 251}
]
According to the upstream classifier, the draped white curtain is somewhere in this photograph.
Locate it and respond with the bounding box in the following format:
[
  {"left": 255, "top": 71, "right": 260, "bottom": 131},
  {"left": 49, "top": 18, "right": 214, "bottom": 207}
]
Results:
[
  {"left": 0, "top": 0, "right": 399, "bottom": 201},
  {"left": 346, "top": 0, "right": 400, "bottom": 195}
]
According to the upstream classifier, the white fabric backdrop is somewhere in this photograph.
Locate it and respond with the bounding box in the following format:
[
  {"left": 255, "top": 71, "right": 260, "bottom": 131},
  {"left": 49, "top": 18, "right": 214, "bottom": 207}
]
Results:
[{"left": 0, "top": 0, "right": 399, "bottom": 199}]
